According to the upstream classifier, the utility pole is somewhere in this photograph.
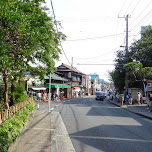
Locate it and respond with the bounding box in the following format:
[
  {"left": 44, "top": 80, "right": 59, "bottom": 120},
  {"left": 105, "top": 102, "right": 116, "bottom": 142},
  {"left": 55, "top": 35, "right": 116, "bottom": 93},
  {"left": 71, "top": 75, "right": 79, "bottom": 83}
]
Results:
[
  {"left": 125, "top": 14, "right": 129, "bottom": 62},
  {"left": 125, "top": 14, "right": 129, "bottom": 96},
  {"left": 118, "top": 14, "right": 130, "bottom": 97},
  {"left": 71, "top": 57, "right": 73, "bottom": 98}
]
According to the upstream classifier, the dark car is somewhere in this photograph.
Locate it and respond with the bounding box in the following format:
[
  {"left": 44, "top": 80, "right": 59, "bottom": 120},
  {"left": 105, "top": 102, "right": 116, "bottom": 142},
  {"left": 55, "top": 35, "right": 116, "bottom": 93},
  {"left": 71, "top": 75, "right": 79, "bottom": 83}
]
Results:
[{"left": 95, "top": 92, "right": 104, "bottom": 101}]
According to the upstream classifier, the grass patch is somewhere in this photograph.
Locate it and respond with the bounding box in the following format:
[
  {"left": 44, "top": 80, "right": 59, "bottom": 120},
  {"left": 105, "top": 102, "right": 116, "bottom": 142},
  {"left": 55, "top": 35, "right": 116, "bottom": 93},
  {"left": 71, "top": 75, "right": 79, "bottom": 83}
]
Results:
[{"left": 0, "top": 101, "right": 35, "bottom": 152}]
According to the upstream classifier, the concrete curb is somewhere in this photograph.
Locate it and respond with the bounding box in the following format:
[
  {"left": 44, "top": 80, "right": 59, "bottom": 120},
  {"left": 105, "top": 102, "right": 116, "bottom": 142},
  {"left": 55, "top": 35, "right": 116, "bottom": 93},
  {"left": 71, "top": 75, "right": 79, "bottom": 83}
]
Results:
[
  {"left": 109, "top": 99, "right": 152, "bottom": 120},
  {"left": 51, "top": 111, "right": 75, "bottom": 152}
]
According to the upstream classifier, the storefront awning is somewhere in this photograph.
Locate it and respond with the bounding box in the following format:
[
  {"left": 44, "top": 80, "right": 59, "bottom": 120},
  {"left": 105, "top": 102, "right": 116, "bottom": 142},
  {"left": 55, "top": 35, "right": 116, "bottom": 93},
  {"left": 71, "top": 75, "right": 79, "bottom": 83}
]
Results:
[
  {"left": 32, "top": 87, "right": 46, "bottom": 90},
  {"left": 74, "top": 87, "right": 80, "bottom": 92},
  {"left": 45, "top": 83, "right": 71, "bottom": 88}
]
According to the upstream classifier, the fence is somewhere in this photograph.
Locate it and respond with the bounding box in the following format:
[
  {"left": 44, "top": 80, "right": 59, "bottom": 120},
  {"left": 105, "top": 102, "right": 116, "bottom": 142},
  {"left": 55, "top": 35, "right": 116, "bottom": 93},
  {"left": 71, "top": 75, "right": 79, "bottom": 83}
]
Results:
[{"left": 0, "top": 97, "right": 34, "bottom": 125}]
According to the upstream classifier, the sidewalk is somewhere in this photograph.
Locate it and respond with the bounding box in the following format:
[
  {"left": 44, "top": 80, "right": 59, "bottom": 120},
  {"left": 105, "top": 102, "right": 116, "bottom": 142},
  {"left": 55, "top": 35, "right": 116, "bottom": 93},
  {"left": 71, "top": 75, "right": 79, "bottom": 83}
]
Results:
[
  {"left": 8, "top": 110, "right": 52, "bottom": 152},
  {"left": 8, "top": 100, "right": 75, "bottom": 152},
  {"left": 109, "top": 98, "right": 152, "bottom": 120}
]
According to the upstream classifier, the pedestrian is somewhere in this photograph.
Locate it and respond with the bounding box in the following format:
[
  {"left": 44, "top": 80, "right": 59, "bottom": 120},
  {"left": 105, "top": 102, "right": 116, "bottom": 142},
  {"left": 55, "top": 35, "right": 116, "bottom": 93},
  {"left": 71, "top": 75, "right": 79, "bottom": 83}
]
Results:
[
  {"left": 128, "top": 93, "right": 133, "bottom": 105},
  {"left": 43, "top": 91, "right": 47, "bottom": 104},
  {"left": 33, "top": 91, "right": 36, "bottom": 101},
  {"left": 51, "top": 92, "right": 54, "bottom": 102},
  {"left": 120, "top": 94, "right": 124, "bottom": 105},
  {"left": 148, "top": 91, "right": 152, "bottom": 112},
  {"left": 60, "top": 91, "right": 63, "bottom": 99},
  {"left": 137, "top": 92, "right": 141, "bottom": 104},
  {"left": 37, "top": 92, "right": 42, "bottom": 103},
  {"left": 125, "top": 93, "right": 129, "bottom": 104},
  {"left": 54, "top": 92, "right": 57, "bottom": 102}
]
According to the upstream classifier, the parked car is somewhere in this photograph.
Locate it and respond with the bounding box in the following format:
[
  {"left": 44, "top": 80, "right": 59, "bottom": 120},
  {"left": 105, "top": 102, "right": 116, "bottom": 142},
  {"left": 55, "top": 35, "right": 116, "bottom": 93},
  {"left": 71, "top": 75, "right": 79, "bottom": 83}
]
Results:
[{"left": 95, "top": 92, "right": 105, "bottom": 101}]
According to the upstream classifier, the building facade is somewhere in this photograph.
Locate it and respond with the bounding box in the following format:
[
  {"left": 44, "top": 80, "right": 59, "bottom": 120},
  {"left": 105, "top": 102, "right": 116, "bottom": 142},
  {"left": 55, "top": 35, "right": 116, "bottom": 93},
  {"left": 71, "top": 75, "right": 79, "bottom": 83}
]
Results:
[{"left": 57, "top": 63, "right": 86, "bottom": 97}]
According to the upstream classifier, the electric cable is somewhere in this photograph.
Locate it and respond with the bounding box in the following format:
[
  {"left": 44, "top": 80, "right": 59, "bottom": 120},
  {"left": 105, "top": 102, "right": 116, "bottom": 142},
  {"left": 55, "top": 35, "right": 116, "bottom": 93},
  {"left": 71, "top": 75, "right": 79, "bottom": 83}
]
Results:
[
  {"left": 129, "top": 0, "right": 152, "bottom": 27},
  {"left": 50, "top": 0, "right": 71, "bottom": 65},
  {"left": 65, "top": 33, "right": 124, "bottom": 42},
  {"left": 58, "top": 16, "right": 111, "bottom": 23},
  {"left": 118, "top": 0, "right": 128, "bottom": 16},
  {"left": 73, "top": 46, "right": 120, "bottom": 60},
  {"left": 124, "top": 0, "right": 133, "bottom": 16},
  {"left": 130, "top": 0, "right": 141, "bottom": 15},
  {"left": 130, "top": 9, "right": 152, "bottom": 34}
]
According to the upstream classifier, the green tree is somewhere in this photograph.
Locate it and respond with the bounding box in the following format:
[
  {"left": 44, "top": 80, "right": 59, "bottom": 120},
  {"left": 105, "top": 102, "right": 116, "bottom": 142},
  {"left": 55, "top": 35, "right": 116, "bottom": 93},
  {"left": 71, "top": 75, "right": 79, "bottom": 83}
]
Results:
[
  {"left": 109, "top": 50, "right": 126, "bottom": 92},
  {"left": 0, "top": 0, "right": 65, "bottom": 108},
  {"left": 110, "top": 26, "right": 152, "bottom": 91},
  {"left": 130, "top": 26, "right": 152, "bottom": 67},
  {"left": 124, "top": 62, "right": 143, "bottom": 88}
]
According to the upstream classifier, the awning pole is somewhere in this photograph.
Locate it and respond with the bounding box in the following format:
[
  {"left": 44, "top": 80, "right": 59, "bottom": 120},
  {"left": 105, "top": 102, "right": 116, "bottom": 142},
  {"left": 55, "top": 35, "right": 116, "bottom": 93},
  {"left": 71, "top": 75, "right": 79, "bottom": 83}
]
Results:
[{"left": 48, "top": 74, "right": 51, "bottom": 112}]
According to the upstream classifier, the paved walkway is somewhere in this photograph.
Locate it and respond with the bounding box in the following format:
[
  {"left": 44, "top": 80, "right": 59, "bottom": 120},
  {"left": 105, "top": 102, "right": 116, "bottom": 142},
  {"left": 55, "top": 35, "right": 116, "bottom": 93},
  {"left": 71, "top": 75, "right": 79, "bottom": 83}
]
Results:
[
  {"left": 8, "top": 99, "right": 75, "bottom": 152},
  {"left": 109, "top": 98, "right": 152, "bottom": 119},
  {"left": 8, "top": 110, "right": 52, "bottom": 152}
]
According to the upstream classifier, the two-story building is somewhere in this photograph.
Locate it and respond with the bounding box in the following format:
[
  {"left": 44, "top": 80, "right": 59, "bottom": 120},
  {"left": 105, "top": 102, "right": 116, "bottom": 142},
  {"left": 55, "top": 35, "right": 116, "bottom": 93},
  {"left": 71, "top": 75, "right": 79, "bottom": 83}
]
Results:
[{"left": 57, "top": 63, "right": 86, "bottom": 97}]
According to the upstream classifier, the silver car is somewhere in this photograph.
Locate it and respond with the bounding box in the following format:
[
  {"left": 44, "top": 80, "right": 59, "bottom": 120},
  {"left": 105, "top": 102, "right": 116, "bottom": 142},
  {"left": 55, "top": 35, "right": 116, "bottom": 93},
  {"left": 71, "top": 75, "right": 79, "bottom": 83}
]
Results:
[{"left": 95, "top": 92, "right": 104, "bottom": 101}]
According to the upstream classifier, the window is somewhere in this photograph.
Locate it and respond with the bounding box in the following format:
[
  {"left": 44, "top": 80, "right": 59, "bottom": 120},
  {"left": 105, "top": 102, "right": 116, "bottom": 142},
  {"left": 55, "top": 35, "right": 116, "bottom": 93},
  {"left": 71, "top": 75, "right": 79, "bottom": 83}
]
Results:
[{"left": 68, "top": 72, "right": 71, "bottom": 78}]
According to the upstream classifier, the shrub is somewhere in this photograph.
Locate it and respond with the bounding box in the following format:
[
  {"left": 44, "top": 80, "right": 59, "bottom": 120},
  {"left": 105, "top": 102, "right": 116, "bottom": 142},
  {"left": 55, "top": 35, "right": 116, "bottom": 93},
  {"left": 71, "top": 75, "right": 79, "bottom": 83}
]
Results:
[
  {"left": 11, "top": 84, "right": 28, "bottom": 104},
  {"left": 0, "top": 101, "right": 35, "bottom": 152}
]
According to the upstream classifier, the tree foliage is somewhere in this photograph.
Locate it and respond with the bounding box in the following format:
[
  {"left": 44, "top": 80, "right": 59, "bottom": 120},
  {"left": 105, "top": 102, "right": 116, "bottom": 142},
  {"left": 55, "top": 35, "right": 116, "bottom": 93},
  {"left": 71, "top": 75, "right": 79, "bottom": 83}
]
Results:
[
  {"left": 109, "top": 50, "right": 126, "bottom": 92},
  {"left": 130, "top": 26, "right": 152, "bottom": 67},
  {"left": 124, "top": 62, "right": 142, "bottom": 85},
  {"left": 0, "top": 0, "right": 66, "bottom": 107},
  {"left": 110, "top": 26, "right": 152, "bottom": 91}
]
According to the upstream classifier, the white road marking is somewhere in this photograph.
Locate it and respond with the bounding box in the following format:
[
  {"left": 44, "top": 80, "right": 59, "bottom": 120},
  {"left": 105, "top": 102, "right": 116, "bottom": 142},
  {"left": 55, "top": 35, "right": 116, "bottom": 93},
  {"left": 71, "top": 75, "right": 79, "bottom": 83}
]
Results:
[{"left": 50, "top": 108, "right": 54, "bottom": 111}]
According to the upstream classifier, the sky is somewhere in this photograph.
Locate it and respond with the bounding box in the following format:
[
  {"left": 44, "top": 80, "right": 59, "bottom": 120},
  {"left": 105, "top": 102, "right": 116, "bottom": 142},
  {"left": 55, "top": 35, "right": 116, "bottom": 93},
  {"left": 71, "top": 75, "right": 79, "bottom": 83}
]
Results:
[{"left": 44, "top": 0, "right": 152, "bottom": 82}]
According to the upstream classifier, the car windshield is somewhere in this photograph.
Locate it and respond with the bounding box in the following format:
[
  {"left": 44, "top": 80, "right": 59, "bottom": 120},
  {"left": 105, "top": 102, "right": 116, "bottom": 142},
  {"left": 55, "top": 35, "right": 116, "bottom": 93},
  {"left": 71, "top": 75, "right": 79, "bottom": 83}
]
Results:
[{"left": 96, "top": 92, "right": 103, "bottom": 95}]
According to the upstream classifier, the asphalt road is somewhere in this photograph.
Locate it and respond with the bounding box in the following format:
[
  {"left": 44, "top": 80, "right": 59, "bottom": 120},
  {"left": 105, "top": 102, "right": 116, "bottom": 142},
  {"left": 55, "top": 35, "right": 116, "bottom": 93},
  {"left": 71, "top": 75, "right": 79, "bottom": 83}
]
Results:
[{"left": 54, "top": 97, "right": 152, "bottom": 152}]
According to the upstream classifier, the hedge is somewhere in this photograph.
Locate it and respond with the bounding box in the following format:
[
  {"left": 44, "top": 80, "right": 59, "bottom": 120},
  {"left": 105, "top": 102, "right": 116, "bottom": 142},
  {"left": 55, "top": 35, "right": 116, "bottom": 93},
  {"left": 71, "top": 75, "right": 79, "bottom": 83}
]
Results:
[{"left": 0, "top": 101, "right": 35, "bottom": 152}]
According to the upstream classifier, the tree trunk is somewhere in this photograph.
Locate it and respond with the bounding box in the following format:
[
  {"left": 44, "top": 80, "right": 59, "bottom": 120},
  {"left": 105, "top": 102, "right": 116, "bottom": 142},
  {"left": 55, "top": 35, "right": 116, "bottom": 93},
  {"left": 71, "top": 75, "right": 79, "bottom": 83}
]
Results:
[
  {"left": 10, "top": 82, "right": 16, "bottom": 106},
  {"left": 3, "top": 75, "right": 9, "bottom": 109}
]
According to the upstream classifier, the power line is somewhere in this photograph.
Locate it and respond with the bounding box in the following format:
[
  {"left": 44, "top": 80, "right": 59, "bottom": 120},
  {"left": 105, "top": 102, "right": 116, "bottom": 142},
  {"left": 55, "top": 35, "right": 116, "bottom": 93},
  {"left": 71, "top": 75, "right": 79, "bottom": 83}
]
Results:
[
  {"left": 129, "top": 0, "right": 152, "bottom": 27},
  {"left": 50, "top": 0, "right": 71, "bottom": 65},
  {"left": 118, "top": 0, "right": 128, "bottom": 16},
  {"left": 75, "top": 58, "right": 116, "bottom": 65},
  {"left": 65, "top": 33, "right": 124, "bottom": 42},
  {"left": 130, "top": 9, "right": 152, "bottom": 34},
  {"left": 77, "top": 63, "right": 116, "bottom": 65},
  {"left": 74, "top": 46, "right": 120, "bottom": 60},
  {"left": 130, "top": 0, "right": 141, "bottom": 15},
  {"left": 124, "top": 0, "right": 133, "bottom": 16},
  {"left": 58, "top": 17, "right": 111, "bottom": 23}
]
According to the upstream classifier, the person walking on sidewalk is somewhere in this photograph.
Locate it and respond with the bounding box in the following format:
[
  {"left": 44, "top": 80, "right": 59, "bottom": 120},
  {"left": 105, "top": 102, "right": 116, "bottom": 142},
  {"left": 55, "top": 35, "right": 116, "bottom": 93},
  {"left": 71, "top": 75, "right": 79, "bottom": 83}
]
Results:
[
  {"left": 148, "top": 91, "right": 152, "bottom": 112},
  {"left": 137, "top": 92, "right": 141, "bottom": 104},
  {"left": 37, "top": 92, "right": 42, "bottom": 103},
  {"left": 129, "top": 93, "right": 133, "bottom": 105},
  {"left": 42, "top": 91, "right": 47, "bottom": 104}
]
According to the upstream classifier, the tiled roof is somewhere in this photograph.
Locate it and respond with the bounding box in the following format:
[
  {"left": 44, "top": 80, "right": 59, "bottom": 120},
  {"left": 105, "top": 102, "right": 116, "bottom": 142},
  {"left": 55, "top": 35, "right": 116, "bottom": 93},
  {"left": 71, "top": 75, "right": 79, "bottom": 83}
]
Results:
[
  {"left": 57, "top": 63, "right": 85, "bottom": 75},
  {"left": 44, "top": 73, "right": 68, "bottom": 81}
]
